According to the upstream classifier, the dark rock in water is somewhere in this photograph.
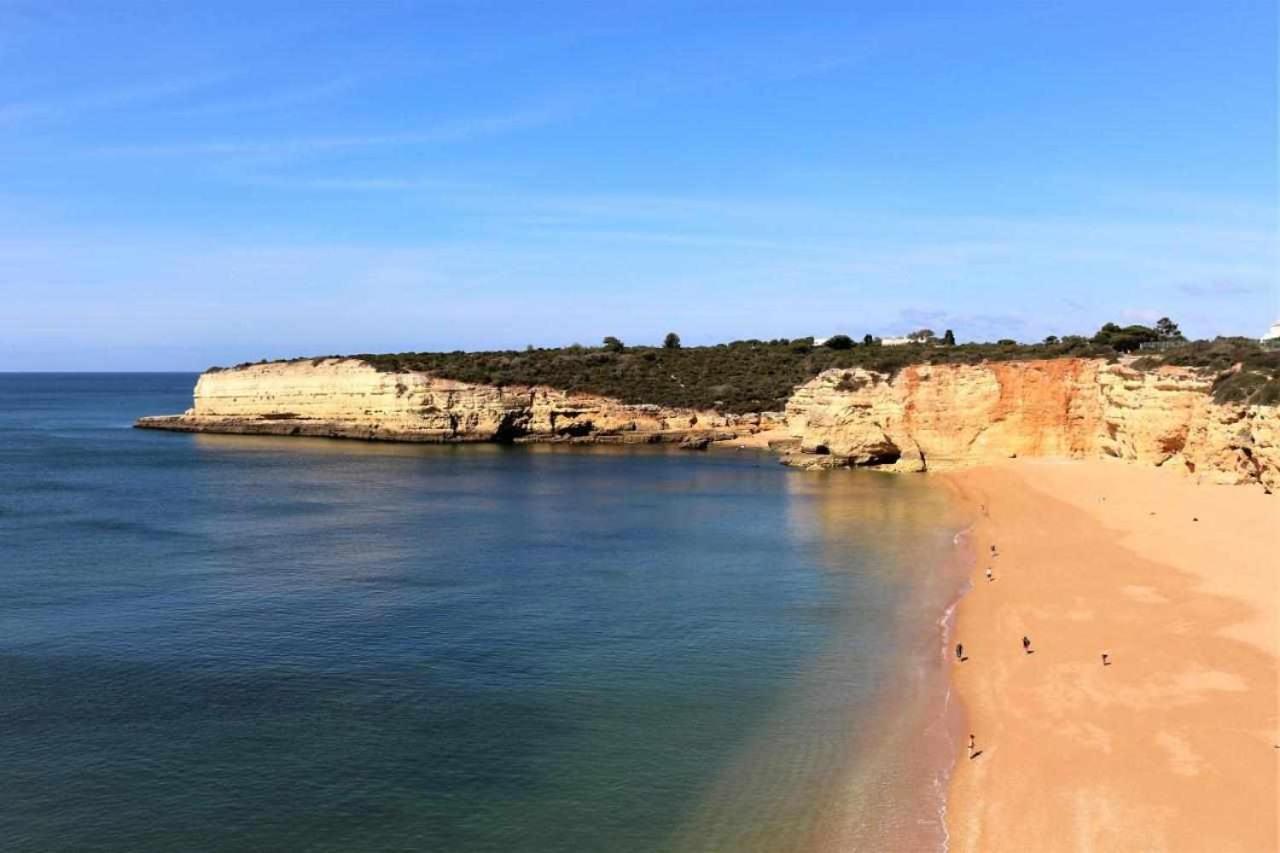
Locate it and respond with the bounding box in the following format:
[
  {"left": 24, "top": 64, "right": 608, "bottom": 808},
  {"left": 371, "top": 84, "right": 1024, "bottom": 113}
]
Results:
[{"left": 680, "top": 435, "right": 712, "bottom": 450}]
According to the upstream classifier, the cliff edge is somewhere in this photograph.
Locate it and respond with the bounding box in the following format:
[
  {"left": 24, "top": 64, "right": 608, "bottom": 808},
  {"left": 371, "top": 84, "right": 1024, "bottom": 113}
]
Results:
[
  {"left": 135, "top": 358, "right": 774, "bottom": 446},
  {"left": 136, "top": 356, "right": 1277, "bottom": 489},
  {"left": 782, "top": 359, "right": 1277, "bottom": 489}
]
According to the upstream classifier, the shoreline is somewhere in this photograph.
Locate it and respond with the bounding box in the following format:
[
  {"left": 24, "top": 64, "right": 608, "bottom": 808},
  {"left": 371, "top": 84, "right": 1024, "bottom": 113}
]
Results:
[
  {"left": 941, "top": 459, "right": 1277, "bottom": 851},
  {"left": 134, "top": 414, "right": 741, "bottom": 445},
  {"left": 136, "top": 354, "right": 1280, "bottom": 490},
  {"left": 936, "top": 523, "right": 977, "bottom": 852}
]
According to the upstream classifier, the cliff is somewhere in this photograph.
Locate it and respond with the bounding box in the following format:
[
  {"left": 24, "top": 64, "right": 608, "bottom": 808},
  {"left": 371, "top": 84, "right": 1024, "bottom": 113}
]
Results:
[
  {"left": 782, "top": 359, "right": 1278, "bottom": 490},
  {"left": 136, "top": 357, "right": 1278, "bottom": 489},
  {"left": 135, "top": 358, "right": 774, "bottom": 445}
]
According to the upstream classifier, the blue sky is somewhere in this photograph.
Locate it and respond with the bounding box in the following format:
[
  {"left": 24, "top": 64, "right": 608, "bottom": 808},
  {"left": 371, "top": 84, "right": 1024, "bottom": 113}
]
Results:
[{"left": 1, "top": 0, "right": 1275, "bottom": 370}]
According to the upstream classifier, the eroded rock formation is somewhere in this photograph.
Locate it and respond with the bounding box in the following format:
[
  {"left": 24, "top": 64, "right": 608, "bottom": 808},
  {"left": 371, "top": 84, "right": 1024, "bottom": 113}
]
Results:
[
  {"left": 136, "top": 358, "right": 772, "bottom": 445},
  {"left": 136, "top": 356, "right": 1277, "bottom": 489},
  {"left": 782, "top": 359, "right": 1278, "bottom": 489}
]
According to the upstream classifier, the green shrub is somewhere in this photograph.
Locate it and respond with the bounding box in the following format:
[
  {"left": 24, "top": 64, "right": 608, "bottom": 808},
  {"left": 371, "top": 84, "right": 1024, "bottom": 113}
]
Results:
[
  {"left": 1211, "top": 370, "right": 1266, "bottom": 404},
  {"left": 1092, "top": 322, "right": 1160, "bottom": 352},
  {"left": 214, "top": 334, "right": 1277, "bottom": 413},
  {"left": 834, "top": 372, "right": 868, "bottom": 393},
  {"left": 1252, "top": 378, "right": 1280, "bottom": 406}
]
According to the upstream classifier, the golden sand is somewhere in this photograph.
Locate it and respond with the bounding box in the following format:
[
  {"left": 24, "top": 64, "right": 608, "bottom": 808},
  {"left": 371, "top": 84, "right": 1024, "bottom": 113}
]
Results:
[{"left": 944, "top": 459, "right": 1278, "bottom": 852}]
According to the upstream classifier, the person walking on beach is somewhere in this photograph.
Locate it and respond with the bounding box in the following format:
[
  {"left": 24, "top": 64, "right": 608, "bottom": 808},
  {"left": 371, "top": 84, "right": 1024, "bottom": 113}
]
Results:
[
  {"left": 985, "top": 568, "right": 994, "bottom": 582},
  {"left": 1022, "top": 635, "right": 1032, "bottom": 654},
  {"left": 956, "top": 643, "right": 964, "bottom": 661},
  {"left": 968, "top": 734, "right": 976, "bottom": 756},
  {"left": 1101, "top": 652, "right": 1110, "bottom": 666}
]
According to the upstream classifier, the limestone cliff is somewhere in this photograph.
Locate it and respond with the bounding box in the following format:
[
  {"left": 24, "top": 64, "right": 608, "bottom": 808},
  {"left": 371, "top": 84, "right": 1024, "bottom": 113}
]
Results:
[
  {"left": 782, "top": 359, "right": 1278, "bottom": 490},
  {"left": 136, "top": 359, "right": 773, "bottom": 445},
  {"left": 136, "top": 356, "right": 1277, "bottom": 489}
]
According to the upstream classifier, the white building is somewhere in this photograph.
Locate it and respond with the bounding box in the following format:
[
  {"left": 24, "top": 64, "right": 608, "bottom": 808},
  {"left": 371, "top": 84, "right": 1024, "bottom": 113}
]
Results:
[
  {"left": 1263, "top": 322, "right": 1280, "bottom": 343},
  {"left": 881, "top": 336, "right": 912, "bottom": 346}
]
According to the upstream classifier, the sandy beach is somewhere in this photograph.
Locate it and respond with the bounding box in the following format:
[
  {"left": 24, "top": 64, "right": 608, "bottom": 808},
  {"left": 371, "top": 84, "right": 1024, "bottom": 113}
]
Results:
[{"left": 944, "top": 459, "right": 1278, "bottom": 852}]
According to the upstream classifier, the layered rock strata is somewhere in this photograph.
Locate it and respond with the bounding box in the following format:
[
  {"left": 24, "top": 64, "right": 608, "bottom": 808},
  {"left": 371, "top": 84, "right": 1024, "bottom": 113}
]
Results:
[
  {"left": 136, "top": 356, "right": 1277, "bottom": 489},
  {"left": 782, "top": 359, "right": 1278, "bottom": 489},
  {"left": 135, "top": 358, "right": 773, "bottom": 445}
]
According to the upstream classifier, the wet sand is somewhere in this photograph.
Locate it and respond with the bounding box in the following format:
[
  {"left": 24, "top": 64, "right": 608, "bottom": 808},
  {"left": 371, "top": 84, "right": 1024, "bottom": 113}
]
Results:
[{"left": 944, "top": 459, "right": 1278, "bottom": 852}]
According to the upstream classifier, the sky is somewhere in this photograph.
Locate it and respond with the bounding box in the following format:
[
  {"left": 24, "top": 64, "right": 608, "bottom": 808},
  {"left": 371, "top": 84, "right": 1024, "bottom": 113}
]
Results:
[{"left": 0, "top": 0, "right": 1276, "bottom": 370}]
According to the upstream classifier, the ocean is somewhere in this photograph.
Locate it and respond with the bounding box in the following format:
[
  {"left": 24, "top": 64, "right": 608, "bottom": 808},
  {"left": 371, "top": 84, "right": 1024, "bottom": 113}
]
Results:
[{"left": 0, "top": 373, "right": 968, "bottom": 852}]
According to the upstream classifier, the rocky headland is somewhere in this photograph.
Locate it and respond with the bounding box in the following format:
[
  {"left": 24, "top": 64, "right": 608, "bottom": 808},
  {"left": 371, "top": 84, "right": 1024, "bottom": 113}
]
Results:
[
  {"left": 137, "top": 355, "right": 1279, "bottom": 490},
  {"left": 136, "top": 358, "right": 778, "bottom": 448}
]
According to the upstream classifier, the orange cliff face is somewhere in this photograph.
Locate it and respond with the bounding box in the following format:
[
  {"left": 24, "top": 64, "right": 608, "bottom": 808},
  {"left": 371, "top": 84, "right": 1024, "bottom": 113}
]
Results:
[
  {"left": 134, "top": 356, "right": 1278, "bottom": 489},
  {"left": 783, "top": 358, "right": 1278, "bottom": 490}
]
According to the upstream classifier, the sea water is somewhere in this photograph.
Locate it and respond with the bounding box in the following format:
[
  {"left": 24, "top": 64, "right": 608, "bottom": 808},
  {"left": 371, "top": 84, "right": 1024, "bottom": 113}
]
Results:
[{"left": 0, "top": 373, "right": 968, "bottom": 852}]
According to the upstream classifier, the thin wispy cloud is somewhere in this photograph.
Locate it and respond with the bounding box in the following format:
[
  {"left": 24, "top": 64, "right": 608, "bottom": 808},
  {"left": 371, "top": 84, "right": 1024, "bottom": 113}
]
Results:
[
  {"left": 90, "top": 102, "right": 571, "bottom": 157},
  {"left": 1121, "top": 308, "right": 1163, "bottom": 324},
  {"left": 0, "top": 72, "right": 233, "bottom": 126},
  {"left": 245, "top": 175, "right": 476, "bottom": 192},
  {"left": 0, "top": 1, "right": 80, "bottom": 46},
  {"left": 891, "top": 308, "right": 1031, "bottom": 340},
  {"left": 161, "top": 174, "right": 1277, "bottom": 297},
  {"left": 169, "top": 76, "right": 362, "bottom": 118},
  {"left": 1, "top": 2, "right": 1274, "bottom": 368},
  {"left": 217, "top": 178, "right": 1278, "bottom": 251},
  {"left": 1178, "top": 281, "right": 1265, "bottom": 297}
]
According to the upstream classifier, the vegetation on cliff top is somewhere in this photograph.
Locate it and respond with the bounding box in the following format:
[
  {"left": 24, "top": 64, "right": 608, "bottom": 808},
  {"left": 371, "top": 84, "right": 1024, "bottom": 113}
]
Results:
[
  {"left": 350, "top": 338, "right": 1128, "bottom": 414},
  {"left": 1160, "top": 340, "right": 1280, "bottom": 406},
  {"left": 230, "top": 322, "right": 1277, "bottom": 413}
]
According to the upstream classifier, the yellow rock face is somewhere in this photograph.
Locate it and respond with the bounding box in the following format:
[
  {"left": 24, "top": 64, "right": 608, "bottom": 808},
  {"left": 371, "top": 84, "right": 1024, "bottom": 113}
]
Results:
[
  {"left": 136, "top": 356, "right": 1277, "bottom": 489},
  {"left": 784, "top": 359, "right": 1279, "bottom": 490},
  {"left": 148, "top": 358, "right": 768, "bottom": 444}
]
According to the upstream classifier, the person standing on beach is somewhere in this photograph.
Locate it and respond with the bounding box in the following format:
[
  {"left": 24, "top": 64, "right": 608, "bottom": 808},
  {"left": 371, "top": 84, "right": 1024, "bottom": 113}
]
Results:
[
  {"left": 968, "top": 734, "right": 976, "bottom": 756},
  {"left": 956, "top": 643, "right": 964, "bottom": 661},
  {"left": 1022, "top": 635, "right": 1032, "bottom": 654},
  {"left": 985, "top": 568, "right": 994, "bottom": 582}
]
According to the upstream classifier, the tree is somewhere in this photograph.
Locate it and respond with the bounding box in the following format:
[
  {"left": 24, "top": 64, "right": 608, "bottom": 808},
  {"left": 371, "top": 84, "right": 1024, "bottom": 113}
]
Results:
[
  {"left": 863, "top": 334, "right": 874, "bottom": 346},
  {"left": 602, "top": 336, "right": 625, "bottom": 352},
  {"left": 1155, "top": 317, "right": 1184, "bottom": 340},
  {"left": 824, "top": 334, "right": 855, "bottom": 350},
  {"left": 663, "top": 332, "right": 681, "bottom": 349},
  {"left": 942, "top": 329, "right": 956, "bottom": 346},
  {"left": 1091, "top": 322, "right": 1160, "bottom": 353},
  {"left": 1043, "top": 335, "right": 1059, "bottom": 345},
  {"left": 907, "top": 328, "right": 936, "bottom": 342}
]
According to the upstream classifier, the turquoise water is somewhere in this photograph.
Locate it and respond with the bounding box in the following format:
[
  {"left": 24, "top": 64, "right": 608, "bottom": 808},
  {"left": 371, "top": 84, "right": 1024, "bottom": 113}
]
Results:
[{"left": 0, "top": 374, "right": 967, "bottom": 852}]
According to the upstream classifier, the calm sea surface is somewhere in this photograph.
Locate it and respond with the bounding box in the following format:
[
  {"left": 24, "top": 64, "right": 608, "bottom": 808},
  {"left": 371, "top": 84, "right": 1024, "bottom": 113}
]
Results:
[{"left": 0, "top": 373, "right": 968, "bottom": 852}]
